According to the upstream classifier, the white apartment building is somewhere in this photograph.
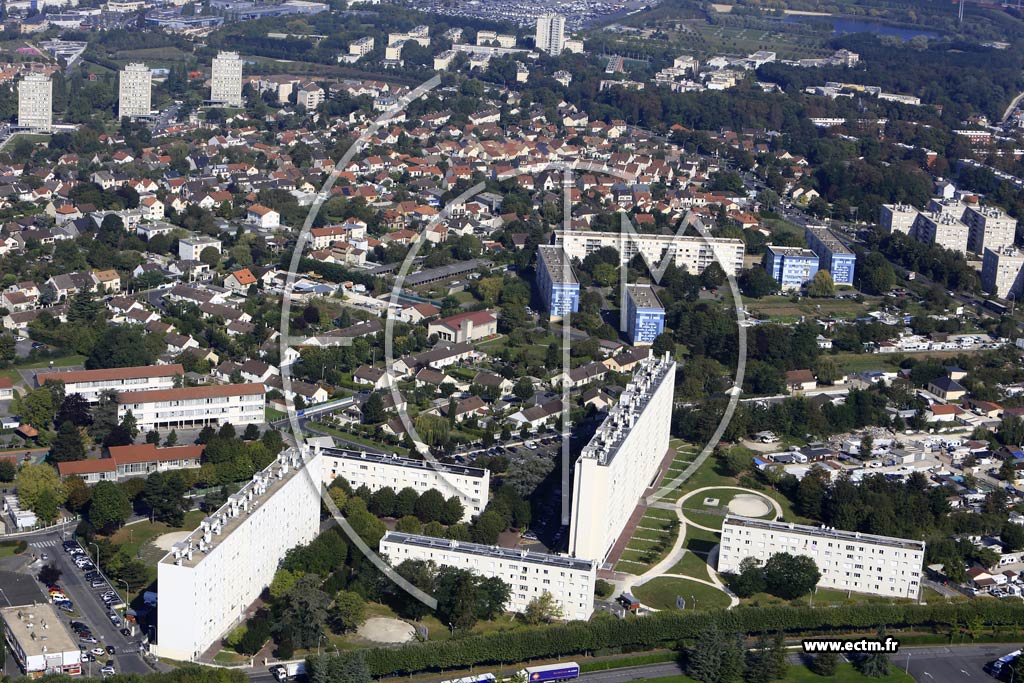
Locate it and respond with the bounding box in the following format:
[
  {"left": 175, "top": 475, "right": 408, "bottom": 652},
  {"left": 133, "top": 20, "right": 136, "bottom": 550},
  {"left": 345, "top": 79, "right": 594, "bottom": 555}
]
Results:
[
  {"left": 434, "top": 50, "right": 456, "bottom": 71},
  {"left": 555, "top": 230, "right": 745, "bottom": 276},
  {"left": 535, "top": 13, "right": 565, "bottom": 56},
  {"left": 911, "top": 210, "right": 970, "bottom": 253},
  {"left": 296, "top": 83, "right": 324, "bottom": 110},
  {"left": 963, "top": 204, "right": 1018, "bottom": 254},
  {"left": 178, "top": 235, "right": 222, "bottom": 261},
  {"left": 156, "top": 449, "right": 321, "bottom": 661},
  {"left": 388, "top": 25, "right": 429, "bottom": 47},
  {"left": 476, "top": 30, "right": 516, "bottom": 48},
  {"left": 36, "top": 364, "right": 184, "bottom": 403},
  {"left": 880, "top": 204, "right": 919, "bottom": 235},
  {"left": 982, "top": 246, "right": 1024, "bottom": 299},
  {"left": 210, "top": 51, "right": 243, "bottom": 107},
  {"left": 118, "top": 62, "right": 152, "bottom": 118},
  {"left": 1, "top": 604, "right": 82, "bottom": 677},
  {"left": 718, "top": 515, "right": 925, "bottom": 599},
  {"left": 116, "top": 383, "right": 265, "bottom": 431},
  {"left": 317, "top": 444, "right": 488, "bottom": 521},
  {"left": 17, "top": 73, "right": 52, "bottom": 132},
  {"left": 380, "top": 532, "right": 596, "bottom": 621},
  {"left": 569, "top": 354, "right": 676, "bottom": 563},
  {"left": 349, "top": 36, "right": 374, "bottom": 56}
]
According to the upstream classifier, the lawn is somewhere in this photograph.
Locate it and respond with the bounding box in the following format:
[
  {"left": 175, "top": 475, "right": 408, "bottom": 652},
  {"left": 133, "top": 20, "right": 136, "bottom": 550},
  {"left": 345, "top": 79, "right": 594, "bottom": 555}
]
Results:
[
  {"left": 633, "top": 577, "right": 731, "bottom": 611},
  {"left": 669, "top": 551, "right": 710, "bottom": 581},
  {"left": 682, "top": 526, "right": 720, "bottom": 557},
  {"left": 741, "top": 587, "right": 915, "bottom": 608},
  {"left": 109, "top": 510, "right": 206, "bottom": 562},
  {"left": 0, "top": 540, "right": 26, "bottom": 557},
  {"left": 265, "top": 406, "right": 287, "bottom": 421},
  {"left": 16, "top": 354, "right": 86, "bottom": 369},
  {"left": 309, "top": 421, "right": 393, "bottom": 451}
]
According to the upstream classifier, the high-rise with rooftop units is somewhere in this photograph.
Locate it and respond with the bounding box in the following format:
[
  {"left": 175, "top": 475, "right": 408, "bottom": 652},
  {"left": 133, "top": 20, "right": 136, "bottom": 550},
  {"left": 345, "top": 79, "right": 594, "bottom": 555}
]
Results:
[
  {"left": 210, "top": 51, "right": 243, "bottom": 107},
  {"left": 18, "top": 73, "right": 52, "bottom": 132},
  {"left": 569, "top": 354, "right": 675, "bottom": 562},
  {"left": 119, "top": 62, "right": 152, "bottom": 118},
  {"left": 535, "top": 13, "right": 565, "bottom": 56}
]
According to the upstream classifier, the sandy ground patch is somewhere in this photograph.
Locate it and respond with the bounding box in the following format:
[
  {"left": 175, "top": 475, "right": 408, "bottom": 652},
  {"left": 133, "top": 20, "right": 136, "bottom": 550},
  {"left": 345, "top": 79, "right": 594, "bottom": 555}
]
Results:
[
  {"left": 153, "top": 531, "right": 192, "bottom": 552},
  {"left": 357, "top": 617, "right": 415, "bottom": 644},
  {"left": 728, "top": 493, "right": 773, "bottom": 518}
]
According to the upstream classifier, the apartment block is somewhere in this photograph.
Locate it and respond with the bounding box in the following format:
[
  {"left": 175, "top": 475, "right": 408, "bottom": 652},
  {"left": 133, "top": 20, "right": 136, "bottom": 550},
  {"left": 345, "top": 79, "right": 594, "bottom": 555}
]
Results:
[
  {"left": 116, "top": 383, "right": 265, "bottom": 431},
  {"left": 18, "top": 73, "right": 52, "bottom": 132},
  {"left": 316, "top": 444, "right": 488, "bottom": 521},
  {"left": 911, "top": 210, "right": 970, "bottom": 253},
  {"left": 879, "top": 204, "right": 919, "bottom": 235},
  {"left": 380, "top": 531, "right": 596, "bottom": 621},
  {"left": 718, "top": 515, "right": 925, "bottom": 599},
  {"left": 536, "top": 245, "right": 580, "bottom": 320},
  {"left": 156, "top": 449, "right": 321, "bottom": 661},
  {"left": 982, "top": 246, "right": 1024, "bottom": 299},
  {"left": 348, "top": 36, "right": 374, "bottom": 56},
  {"left": 624, "top": 284, "right": 665, "bottom": 346},
  {"left": 764, "top": 245, "right": 819, "bottom": 290},
  {"left": 433, "top": 50, "right": 456, "bottom": 71},
  {"left": 804, "top": 225, "right": 856, "bottom": 285},
  {"left": 535, "top": 13, "right": 565, "bottom": 56},
  {"left": 118, "top": 62, "right": 152, "bottom": 118},
  {"left": 569, "top": 354, "right": 675, "bottom": 562},
  {"left": 963, "top": 204, "right": 1017, "bottom": 254},
  {"left": 178, "top": 235, "right": 222, "bottom": 261},
  {"left": 476, "top": 30, "right": 516, "bottom": 48},
  {"left": 210, "top": 51, "right": 243, "bottom": 107},
  {"left": 1, "top": 604, "right": 82, "bottom": 677},
  {"left": 36, "top": 364, "right": 184, "bottom": 403},
  {"left": 555, "top": 230, "right": 744, "bottom": 277}
]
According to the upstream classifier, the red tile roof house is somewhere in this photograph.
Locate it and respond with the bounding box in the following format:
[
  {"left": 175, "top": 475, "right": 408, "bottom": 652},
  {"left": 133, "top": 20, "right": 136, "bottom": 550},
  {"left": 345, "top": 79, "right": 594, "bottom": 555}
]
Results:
[
  {"left": 57, "top": 444, "right": 204, "bottom": 483},
  {"left": 426, "top": 310, "right": 498, "bottom": 343}
]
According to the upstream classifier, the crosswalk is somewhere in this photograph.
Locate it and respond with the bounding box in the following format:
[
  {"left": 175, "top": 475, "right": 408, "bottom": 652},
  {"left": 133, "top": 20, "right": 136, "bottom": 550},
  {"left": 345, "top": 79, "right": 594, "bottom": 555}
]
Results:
[{"left": 29, "top": 539, "right": 59, "bottom": 548}]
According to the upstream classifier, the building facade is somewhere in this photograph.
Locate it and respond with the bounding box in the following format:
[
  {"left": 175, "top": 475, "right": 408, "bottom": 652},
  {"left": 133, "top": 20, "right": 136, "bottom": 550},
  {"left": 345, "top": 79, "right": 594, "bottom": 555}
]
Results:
[
  {"left": 536, "top": 245, "right": 580, "bottom": 320},
  {"left": 535, "top": 13, "right": 565, "bottom": 56},
  {"left": 57, "top": 444, "right": 203, "bottom": 483},
  {"left": 804, "top": 225, "right": 856, "bottom": 285},
  {"left": 317, "top": 444, "right": 489, "bottom": 521},
  {"left": 880, "top": 204, "right": 920, "bottom": 235},
  {"left": 37, "top": 364, "right": 184, "bottom": 403},
  {"left": 718, "top": 515, "right": 925, "bottom": 599},
  {"left": 1, "top": 604, "right": 82, "bottom": 677},
  {"left": 911, "top": 210, "right": 970, "bottom": 253},
  {"left": 982, "top": 247, "right": 1024, "bottom": 300},
  {"left": 349, "top": 36, "right": 374, "bottom": 56},
  {"left": 555, "top": 230, "right": 744, "bottom": 277},
  {"left": 18, "top": 74, "right": 52, "bottom": 132},
  {"left": 116, "top": 383, "right": 265, "bottom": 431},
  {"left": 569, "top": 354, "right": 675, "bottom": 562},
  {"left": 156, "top": 449, "right": 321, "bottom": 661},
  {"left": 118, "top": 63, "right": 152, "bottom": 118},
  {"left": 963, "top": 204, "right": 1018, "bottom": 254},
  {"left": 764, "top": 245, "right": 819, "bottom": 290},
  {"left": 624, "top": 284, "right": 665, "bottom": 346},
  {"left": 210, "top": 51, "right": 243, "bottom": 107},
  {"left": 380, "top": 531, "right": 596, "bottom": 621}
]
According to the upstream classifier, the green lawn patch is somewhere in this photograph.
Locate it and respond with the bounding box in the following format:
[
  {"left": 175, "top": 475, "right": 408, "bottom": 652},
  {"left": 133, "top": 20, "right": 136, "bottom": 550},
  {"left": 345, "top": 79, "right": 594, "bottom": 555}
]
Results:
[
  {"left": 669, "top": 551, "right": 710, "bottom": 580},
  {"left": 0, "top": 540, "right": 27, "bottom": 557},
  {"left": 632, "top": 528, "right": 670, "bottom": 541},
  {"left": 643, "top": 507, "right": 679, "bottom": 520},
  {"left": 633, "top": 577, "right": 731, "bottom": 611},
  {"left": 16, "top": 354, "right": 86, "bottom": 370},
  {"left": 683, "top": 511, "right": 726, "bottom": 530},
  {"left": 109, "top": 510, "right": 206, "bottom": 561},
  {"left": 683, "top": 526, "right": 720, "bottom": 556},
  {"left": 265, "top": 407, "right": 287, "bottom": 421}
]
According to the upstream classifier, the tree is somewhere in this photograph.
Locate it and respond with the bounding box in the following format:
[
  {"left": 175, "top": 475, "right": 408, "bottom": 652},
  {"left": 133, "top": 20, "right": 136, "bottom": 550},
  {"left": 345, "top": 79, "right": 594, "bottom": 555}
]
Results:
[
  {"left": 369, "top": 486, "right": 397, "bottom": 517},
  {"left": 104, "top": 425, "right": 133, "bottom": 448},
  {"left": 63, "top": 475, "right": 91, "bottom": 513},
  {"left": 200, "top": 246, "right": 220, "bottom": 266},
  {"left": 146, "top": 430, "right": 160, "bottom": 444},
  {"left": 394, "top": 487, "right": 419, "bottom": 517},
  {"left": 470, "top": 510, "right": 505, "bottom": 544},
  {"left": 729, "top": 557, "right": 767, "bottom": 598},
  {"left": 141, "top": 471, "right": 188, "bottom": 526},
  {"left": 391, "top": 560, "right": 435, "bottom": 620},
  {"left": 395, "top": 515, "right": 422, "bottom": 533},
  {"left": 274, "top": 574, "right": 331, "bottom": 649},
  {"left": 652, "top": 333, "right": 675, "bottom": 358},
  {"left": 807, "top": 270, "right": 835, "bottom": 297},
  {"left": 809, "top": 651, "right": 838, "bottom": 677},
  {"left": 86, "top": 326, "right": 161, "bottom": 369},
  {"left": 512, "top": 376, "right": 534, "bottom": 401},
  {"left": 740, "top": 267, "right": 780, "bottom": 298},
  {"left": 0, "top": 459, "right": 16, "bottom": 483},
  {"left": 763, "top": 553, "right": 821, "bottom": 599},
  {"left": 15, "top": 463, "right": 66, "bottom": 521},
  {"left": 16, "top": 388, "right": 55, "bottom": 429},
  {"left": 440, "top": 496, "right": 464, "bottom": 525},
  {"left": 1002, "top": 523, "right": 1024, "bottom": 552},
  {"left": 362, "top": 393, "right": 385, "bottom": 424},
  {"left": 330, "top": 591, "right": 365, "bottom": 634},
  {"left": 523, "top": 591, "right": 564, "bottom": 624},
  {"left": 55, "top": 393, "right": 92, "bottom": 428},
  {"left": 50, "top": 421, "right": 86, "bottom": 462},
  {"left": 165, "top": 430, "right": 178, "bottom": 447},
  {"left": 88, "top": 480, "right": 132, "bottom": 533},
  {"left": 269, "top": 569, "right": 300, "bottom": 600},
  {"left": 857, "top": 629, "right": 891, "bottom": 677},
  {"left": 814, "top": 357, "right": 839, "bottom": 385},
  {"left": 414, "top": 488, "right": 446, "bottom": 523}
]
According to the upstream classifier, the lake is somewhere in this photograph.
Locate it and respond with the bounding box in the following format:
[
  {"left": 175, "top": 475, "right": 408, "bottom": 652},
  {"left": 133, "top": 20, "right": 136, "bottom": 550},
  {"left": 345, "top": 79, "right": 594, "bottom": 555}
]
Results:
[{"left": 780, "top": 15, "right": 941, "bottom": 40}]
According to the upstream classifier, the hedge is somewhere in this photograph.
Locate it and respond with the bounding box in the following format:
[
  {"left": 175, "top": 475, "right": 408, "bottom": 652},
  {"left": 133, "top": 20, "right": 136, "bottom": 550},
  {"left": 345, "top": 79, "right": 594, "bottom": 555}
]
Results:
[{"left": 307, "top": 602, "right": 1024, "bottom": 678}]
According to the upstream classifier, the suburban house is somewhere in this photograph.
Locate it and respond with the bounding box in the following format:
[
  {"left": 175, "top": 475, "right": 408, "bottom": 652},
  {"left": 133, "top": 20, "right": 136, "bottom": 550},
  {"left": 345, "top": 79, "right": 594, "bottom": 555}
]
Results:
[{"left": 427, "top": 310, "right": 497, "bottom": 343}]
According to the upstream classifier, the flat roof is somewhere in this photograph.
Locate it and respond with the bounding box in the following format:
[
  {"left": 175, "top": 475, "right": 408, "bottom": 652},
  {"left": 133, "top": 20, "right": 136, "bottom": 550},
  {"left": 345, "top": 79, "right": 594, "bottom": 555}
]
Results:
[
  {"left": 767, "top": 245, "right": 818, "bottom": 258},
  {"left": 0, "top": 604, "right": 79, "bottom": 656},
  {"left": 160, "top": 449, "right": 315, "bottom": 569},
  {"left": 382, "top": 531, "right": 595, "bottom": 571},
  {"left": 723, "top": 515, "right": 925, "bottom": 551},
  {"left": 805, "top": 225, "right": 852, "bottom": 255},
  {"left": 537, "top": 245, "right": 577, "bottom": 285},
  {"left": 320, "top": 447, "right": 487, "bottom": 479},
  {"left": 626, "top": 284, "right": 662, "bottom": 309}
]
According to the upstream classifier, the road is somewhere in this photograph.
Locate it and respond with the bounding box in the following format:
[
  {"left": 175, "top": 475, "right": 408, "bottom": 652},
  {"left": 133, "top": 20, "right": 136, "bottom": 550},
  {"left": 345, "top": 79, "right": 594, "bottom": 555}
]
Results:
[{"left": 38, "top": 534, "right": 152, "bottom": 676}]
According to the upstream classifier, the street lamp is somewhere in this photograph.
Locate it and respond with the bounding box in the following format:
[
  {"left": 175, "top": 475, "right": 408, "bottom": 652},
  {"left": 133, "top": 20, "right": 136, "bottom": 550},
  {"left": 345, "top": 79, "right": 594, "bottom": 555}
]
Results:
[
  {"left": 905, "top": 651, "right": 911, "bottom": 674},
  {"left": 317, "top": 633, "right": 325, "bottom": 656},
  {"left": 117, "top": 579, "right": 130, "bottom": 614},
  {"left": 90, "top": 542, "right": 100, "bottom": 569}
]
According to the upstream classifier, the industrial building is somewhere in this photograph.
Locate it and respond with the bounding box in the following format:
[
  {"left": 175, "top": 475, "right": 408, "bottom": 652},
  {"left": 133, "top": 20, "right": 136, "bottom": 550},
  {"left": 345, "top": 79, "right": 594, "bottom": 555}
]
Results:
[
  {"left": 155, "top": 449, "right": 321, "bottom": 661},
  {"left": 317, "top": 444, "right": 489, "bottom": 521},
  {"left": 380, "top": 531, "right": 597, "bottom": 621},
  {"left": 36, "top": 364, "right": 184, "bottom": 403},
  {"left": 116, "top": 383, "right": 265, "bottom": 431},
  {"left": 982, "top": 246, "right": 1024, "bottom": 300},
  {"left": 624, "top": 284, "right": 665, "bottom": 346},
  {"left": 804, "top": 225, "right": 856, "bottom": 285},
  {"left": 536, "top": 245, "right": 580, "bottom": 320},
  {"left": 569, "top": 354, "right": 676, "bottom": 562},
  {"left": 718, "top": 515, "right": 925, "bottom": 599},
  {"left": 764, "top": 245, "right": 819, "bottom": 290},
  {"left": 118, "top": 62, "right": 152, "bottom": 118},
  {"left": 1, "top": 604, "right": 82, "bottom": 677},
  {"left": 555, "top": 230, "right": 744, "bottom": 277}
]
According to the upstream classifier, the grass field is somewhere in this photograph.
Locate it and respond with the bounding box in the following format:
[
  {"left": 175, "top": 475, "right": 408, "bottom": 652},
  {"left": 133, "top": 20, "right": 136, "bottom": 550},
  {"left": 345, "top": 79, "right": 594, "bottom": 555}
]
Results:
[
  {"left": 109, "top": 510, "right": 206, "bottom": 562},
  {"left": 741, "top": 587, "right": 915, "bottom": 609},
  {"left": 669, "top": 551, "right": 710, "bottom": 581},
  {"left": 0, "top": 540, "right": 26, "bottom": 557},
  {"left": 633, "top": 577, "right": 731, "bottom": 611}
]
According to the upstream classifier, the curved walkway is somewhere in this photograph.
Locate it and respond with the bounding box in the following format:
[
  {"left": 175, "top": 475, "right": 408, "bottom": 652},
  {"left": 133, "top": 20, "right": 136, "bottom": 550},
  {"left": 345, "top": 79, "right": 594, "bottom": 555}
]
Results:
[{"left": 621, "top": 486, "right": 781, "bottom": 611}]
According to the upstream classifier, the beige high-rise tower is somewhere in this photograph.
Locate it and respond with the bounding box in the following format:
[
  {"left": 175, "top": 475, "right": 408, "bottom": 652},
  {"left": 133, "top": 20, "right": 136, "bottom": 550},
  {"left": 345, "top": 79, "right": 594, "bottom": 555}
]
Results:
[
  {"left": 210, "top": 51, "right": 243, "bottom": 107},
  {"left": 18, "top": 73, "right": 52, "bottom": 132},
  {"left": 535, "top": 13, "right": 565, "bottom": 56},
  {"left": 119, "top": 63, "right": 152, "bottom": 118}
]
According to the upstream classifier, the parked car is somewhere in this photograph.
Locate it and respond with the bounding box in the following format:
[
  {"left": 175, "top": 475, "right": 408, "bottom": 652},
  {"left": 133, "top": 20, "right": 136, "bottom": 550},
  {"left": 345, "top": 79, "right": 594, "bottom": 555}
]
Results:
[
  {"left": 120, "top": 628, "right": 132, "bottom": 638},
  {"left": 105, "top": 645, "right": 116, "bottom": 656},
  {"left": 100, "top": 665, "right": 116, "bottom": 677},
  {"left": 79, "top": 635, "right": 97, "bottom": 644}
]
